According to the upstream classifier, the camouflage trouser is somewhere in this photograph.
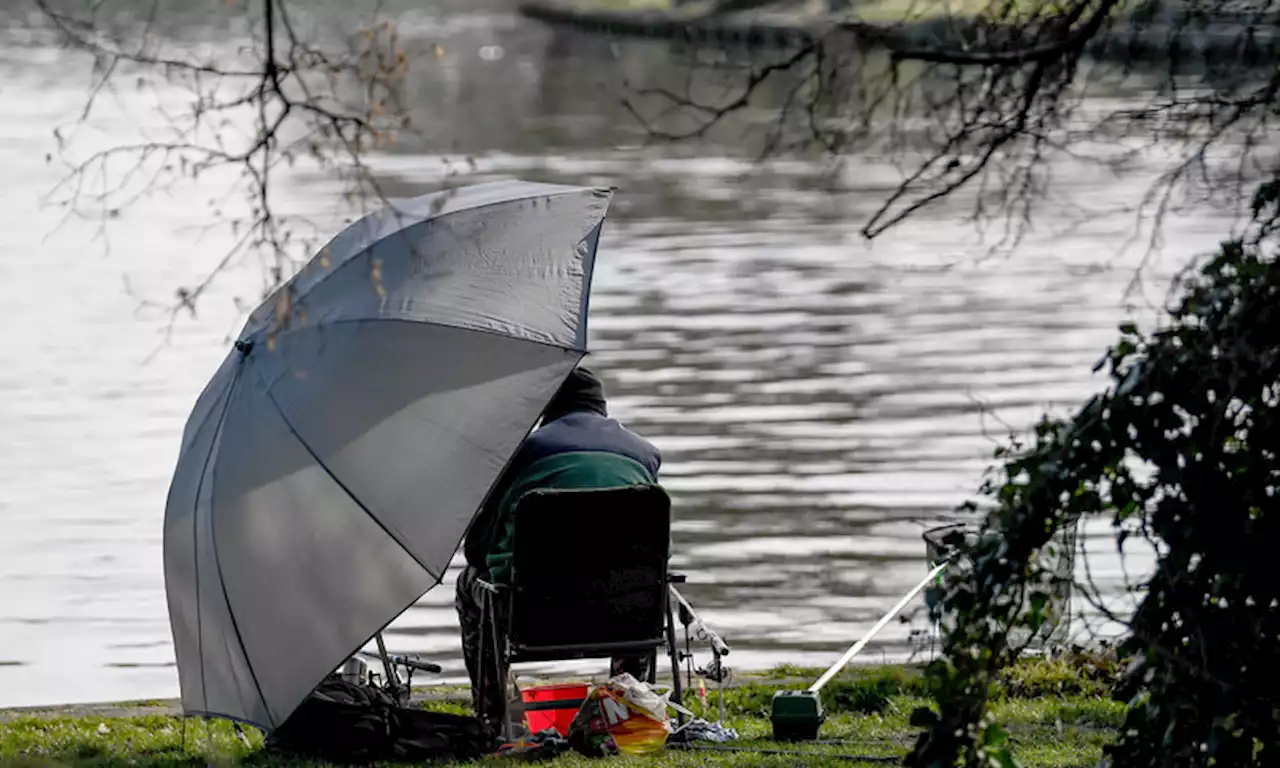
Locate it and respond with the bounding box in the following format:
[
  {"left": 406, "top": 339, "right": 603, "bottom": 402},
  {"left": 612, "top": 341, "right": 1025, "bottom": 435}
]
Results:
[
  {"left": 454, "top": 565, "right": 511, "bottom": 732},
  {"left": 454, "top": 565, "right": 652, "bottom": 732}
]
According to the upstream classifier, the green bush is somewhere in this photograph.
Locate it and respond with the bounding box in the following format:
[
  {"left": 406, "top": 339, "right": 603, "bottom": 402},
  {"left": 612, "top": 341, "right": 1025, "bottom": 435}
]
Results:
[{"left": 905, "top": 225, "right": 1280, "bottom": 767}]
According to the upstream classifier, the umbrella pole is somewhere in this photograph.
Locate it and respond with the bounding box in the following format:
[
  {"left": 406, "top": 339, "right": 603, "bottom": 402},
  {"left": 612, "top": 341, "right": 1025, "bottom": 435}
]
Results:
[{"left": 374, "top": 633, "right": 400, "bottom": 701}]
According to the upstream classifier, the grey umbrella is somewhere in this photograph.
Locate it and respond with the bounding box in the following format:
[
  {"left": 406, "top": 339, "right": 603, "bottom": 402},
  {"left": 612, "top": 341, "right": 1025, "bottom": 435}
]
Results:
[{"left": 163, "top": 180, "right": 613, "bottom": 730}]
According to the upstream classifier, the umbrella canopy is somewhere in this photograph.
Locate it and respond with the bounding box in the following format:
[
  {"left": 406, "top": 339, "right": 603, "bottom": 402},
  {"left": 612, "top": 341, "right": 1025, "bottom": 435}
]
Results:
[{"left": 163, "top": 180, "right": 613, "bottom": 730}]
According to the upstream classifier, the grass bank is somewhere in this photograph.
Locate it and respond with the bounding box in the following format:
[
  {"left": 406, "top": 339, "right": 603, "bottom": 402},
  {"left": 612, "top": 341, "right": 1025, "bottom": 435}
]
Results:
[
  {"left": 526, "top": 0, "right": 1041, "bottom": 23},
  {"left": 0, "top": 655, "right": 1122, "bottom": 767},
  {"left": 519, "top": 0, "right": 1280, "bottom": 63}
]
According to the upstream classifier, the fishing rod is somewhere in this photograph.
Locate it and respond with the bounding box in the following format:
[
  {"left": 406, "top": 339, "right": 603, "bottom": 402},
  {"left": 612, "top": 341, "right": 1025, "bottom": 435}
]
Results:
[
  {"left": 669, "top": 585, "right": 731, "bottom": 724},
  {"left": 357, "top": 648, "right": 443, "bottom": 674},
  {"left": 354, "top": 637, "right": 443, "bottom": 703},
  {"left": 670, "top": 585, "right": 730, "bottom": 658},
  {"left": 771, "top": 560, "right": 949, "bottom": 740},
  {"left": 809, "top": 560, "right": 947, "bottom": 692},
  {"left": 669, "top": 743, "right": 899, "bottom": 763}
]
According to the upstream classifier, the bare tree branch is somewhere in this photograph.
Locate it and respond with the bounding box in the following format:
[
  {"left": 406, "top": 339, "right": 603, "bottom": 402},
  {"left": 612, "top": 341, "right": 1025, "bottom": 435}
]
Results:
[
  {"left": 622, "top": 0, "right": 1280, "bottom": 261},
  {"left": 37, "top": 0, "right": 428, "bottom": 345}
]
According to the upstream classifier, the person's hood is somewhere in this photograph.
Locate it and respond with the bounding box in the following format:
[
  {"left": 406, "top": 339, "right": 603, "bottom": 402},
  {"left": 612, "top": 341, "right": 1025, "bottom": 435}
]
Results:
[{"left": 543, "top": 366, "right": 607, "bottom": 423}]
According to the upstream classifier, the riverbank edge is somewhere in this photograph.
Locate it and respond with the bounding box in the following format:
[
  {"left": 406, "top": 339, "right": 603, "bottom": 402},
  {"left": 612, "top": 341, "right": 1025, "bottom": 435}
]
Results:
[
  {"left": 1, "top": 650, "right": 1121, "bottom": 724},
  {"left": 518, "top": 0, "right": 1280, "bottom": 62},
  {"left": 1, "top": 657, "right": 1125, "bottom": 766},
  {"left": 0, "top": 676, "right": 814, "bottom": 723}
]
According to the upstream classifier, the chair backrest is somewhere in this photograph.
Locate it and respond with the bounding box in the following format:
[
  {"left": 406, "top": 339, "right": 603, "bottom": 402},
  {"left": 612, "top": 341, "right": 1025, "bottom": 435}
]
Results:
[{"left": 507, "top": 484, "right": 671, "bottom": 659}]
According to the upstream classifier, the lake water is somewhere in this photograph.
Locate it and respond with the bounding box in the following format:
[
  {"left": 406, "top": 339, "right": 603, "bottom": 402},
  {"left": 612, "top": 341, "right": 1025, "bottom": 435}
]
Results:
[{"left": 0, "top": 0, "right": 1244, "bottom": 708}]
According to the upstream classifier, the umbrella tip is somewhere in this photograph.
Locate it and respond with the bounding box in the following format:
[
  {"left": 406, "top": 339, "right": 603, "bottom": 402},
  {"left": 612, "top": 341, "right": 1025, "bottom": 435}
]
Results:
[{"left": 234, "top": 339, "right": 254, "bottom": 357}]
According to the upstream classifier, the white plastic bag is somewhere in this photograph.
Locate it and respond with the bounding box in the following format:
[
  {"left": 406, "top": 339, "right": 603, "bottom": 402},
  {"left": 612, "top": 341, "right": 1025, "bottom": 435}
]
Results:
[
  {"left": 567, "top": 673, "right": 671, "bottom": 756},
  {"left": 607, "top": 673, "right": 670, "bottom": 726}
]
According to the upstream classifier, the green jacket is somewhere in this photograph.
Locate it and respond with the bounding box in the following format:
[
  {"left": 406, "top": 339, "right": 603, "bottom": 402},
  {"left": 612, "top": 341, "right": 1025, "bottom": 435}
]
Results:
[{"left": 483, "top": 451, "right": 658, "bottom": 584}]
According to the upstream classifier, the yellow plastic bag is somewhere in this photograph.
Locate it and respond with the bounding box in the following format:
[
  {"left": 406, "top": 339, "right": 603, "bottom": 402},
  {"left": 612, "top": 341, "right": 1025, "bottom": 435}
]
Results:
[{"left": 567, "top": 673, "right": 670, "bottom": 756}]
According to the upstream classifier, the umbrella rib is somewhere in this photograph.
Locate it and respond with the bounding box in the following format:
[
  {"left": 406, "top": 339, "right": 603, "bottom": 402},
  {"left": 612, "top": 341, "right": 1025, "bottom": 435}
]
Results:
[
  {"left": 253, "top": 366, "right": 440, "bottom": 583},
  {"left": 177, "top": 361, "right": 238, "bottom": 457},
  {"left": 187, "top": 372, "right": 238, "bottom": 722},
  {"left": 205, "top": 366, "right": 278, "bottom": 731}
]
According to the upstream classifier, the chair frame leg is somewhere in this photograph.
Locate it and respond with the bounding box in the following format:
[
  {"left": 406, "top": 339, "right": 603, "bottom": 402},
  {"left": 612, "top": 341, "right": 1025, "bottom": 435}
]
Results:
[
  {"left": 490, "top": 592, "right": 512, "bottom": 742},
  {"left": 477, "top": 589, "right": 489, "bottom": 731},
  {"left": 664, "top": 592, "right": 686, "bottom": 725}
]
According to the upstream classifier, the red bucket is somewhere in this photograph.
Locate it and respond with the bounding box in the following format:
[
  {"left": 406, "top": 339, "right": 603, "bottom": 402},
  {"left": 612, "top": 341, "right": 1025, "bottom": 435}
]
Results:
[{"left": 521, "top": 682, "right": 589, "bottom": 736}]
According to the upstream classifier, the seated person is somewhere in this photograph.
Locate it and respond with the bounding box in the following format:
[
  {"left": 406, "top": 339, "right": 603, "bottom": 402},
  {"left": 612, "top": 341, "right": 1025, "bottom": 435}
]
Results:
[{"left": 454, "top": 365, "right": 662, "bottom": 732}]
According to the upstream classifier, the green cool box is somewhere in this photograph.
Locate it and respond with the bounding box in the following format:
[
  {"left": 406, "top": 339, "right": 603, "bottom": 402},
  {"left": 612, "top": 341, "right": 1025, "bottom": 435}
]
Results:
[{"left": 769, "top": 690, "right": 825, "bottom": 741}]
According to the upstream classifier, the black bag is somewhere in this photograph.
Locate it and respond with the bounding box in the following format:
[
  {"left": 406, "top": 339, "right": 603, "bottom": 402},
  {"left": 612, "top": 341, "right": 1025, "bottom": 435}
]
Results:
[{"left": 264, "top": 675, "right": 490, "bottom": 764}]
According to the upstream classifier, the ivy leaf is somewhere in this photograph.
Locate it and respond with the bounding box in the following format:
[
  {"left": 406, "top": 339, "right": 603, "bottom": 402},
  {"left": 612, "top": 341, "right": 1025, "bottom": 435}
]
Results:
[
  {"left": 1027, "top": 592, "right": 1050, "bottom": 631},
  {"left": 1251, "top": 179, "right": 1280, "bottom": 218},
  {"left": 983, "top": 723, "right": 1010, "bottom": 747},
  {"left": 991, "top": 747, "right": 1019, "bottom": 768},
  {"left": 1116, "top": 364, "right": 1142, "bottom": 397}
]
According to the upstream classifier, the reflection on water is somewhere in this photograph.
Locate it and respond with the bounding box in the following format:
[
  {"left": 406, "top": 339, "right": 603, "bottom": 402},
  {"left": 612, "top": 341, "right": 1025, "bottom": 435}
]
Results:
[{"left": 0, "top": 2, "right": 1222, "bottom": 707}]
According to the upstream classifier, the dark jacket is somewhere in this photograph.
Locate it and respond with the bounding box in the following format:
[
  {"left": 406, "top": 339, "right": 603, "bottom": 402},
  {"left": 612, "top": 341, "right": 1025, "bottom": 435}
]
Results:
[{"left": 463, "top": 411, "right": 662, "bottom": 581}]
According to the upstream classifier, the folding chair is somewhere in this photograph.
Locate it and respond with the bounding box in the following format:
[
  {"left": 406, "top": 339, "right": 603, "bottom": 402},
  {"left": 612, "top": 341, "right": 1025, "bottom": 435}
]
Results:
[{"left": 475, "top": 484, "right": 686, "bottom": 739}]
